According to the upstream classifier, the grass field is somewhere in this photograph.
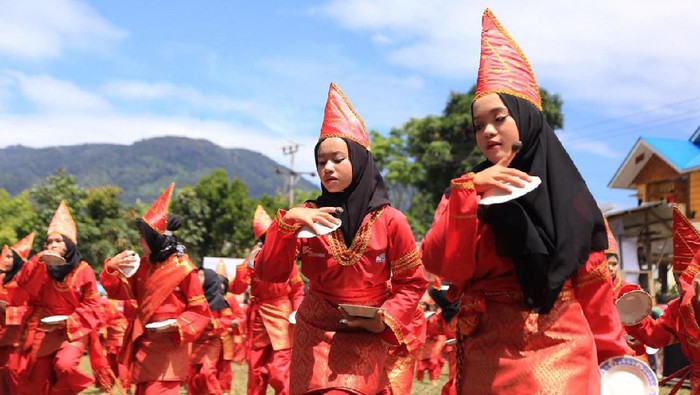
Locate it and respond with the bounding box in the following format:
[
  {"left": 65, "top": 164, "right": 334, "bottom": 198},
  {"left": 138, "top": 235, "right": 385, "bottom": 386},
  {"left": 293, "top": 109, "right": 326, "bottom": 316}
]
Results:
[{"left": 78, "top": 357, "right": 690, "bottom": 394}]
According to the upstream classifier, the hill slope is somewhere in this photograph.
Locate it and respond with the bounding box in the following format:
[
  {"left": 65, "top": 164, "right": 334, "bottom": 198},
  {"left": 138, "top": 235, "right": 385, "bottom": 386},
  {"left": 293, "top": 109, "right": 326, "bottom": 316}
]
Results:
[{"left": 0, "top": 136, "right": 317, "bottom": 203}]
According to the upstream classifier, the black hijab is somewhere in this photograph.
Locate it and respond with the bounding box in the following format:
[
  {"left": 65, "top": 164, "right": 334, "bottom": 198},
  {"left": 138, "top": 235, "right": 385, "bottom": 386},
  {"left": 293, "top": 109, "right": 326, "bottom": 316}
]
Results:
[
  {"left": 201, "top": 268, "right": 229, "bottom": 312},
  {"left": 47, "top": 236, "right": 83, "bottom": 282},
  {"left": 136, "top": 215, "right": 185, "bottom": 263},
  {"left": 473, "top": 93, "right": 608, "bottom": 313},
  {"left": 3, "top": 250, "right": 26, "bottom": 284},
  {"left": 312, "top": 138, "right": 391, "bottom": 247}
]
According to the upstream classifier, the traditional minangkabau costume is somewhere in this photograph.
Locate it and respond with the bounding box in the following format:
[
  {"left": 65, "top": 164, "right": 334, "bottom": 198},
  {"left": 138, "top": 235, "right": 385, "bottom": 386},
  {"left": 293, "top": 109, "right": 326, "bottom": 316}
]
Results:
[
  {"left": 626, "top": 206, "right": 700, "bottom": 393},
  {"left": 229, "top": 204, "right": 304, "bottom": 395},
  {"left": 188, "top": 268, "right": 232, "bottom": 395},
  {"left": 255, "top": 82, "right": 428, "bottom": 395},
  {"left": 15, "top": 201, "right": 111, "bottom": 394},
  {"left": 0, "top": 233, "right": 34, "bottom": 394},
  {"left": 421, "top": 9, "right": 630, "bottom": 394},
  {"left": 101, "top": 183, "right": 211, "bottom": 394}
]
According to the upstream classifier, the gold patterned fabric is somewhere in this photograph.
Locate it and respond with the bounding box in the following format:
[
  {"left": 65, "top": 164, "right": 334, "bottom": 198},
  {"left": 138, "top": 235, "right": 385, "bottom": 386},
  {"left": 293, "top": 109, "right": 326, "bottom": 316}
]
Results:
[
  {"left": 456, "top": 293, "right": 600, "bottom": 394},
  {"left": 290, "top": 293, "right": 388, "bottom": 395}
]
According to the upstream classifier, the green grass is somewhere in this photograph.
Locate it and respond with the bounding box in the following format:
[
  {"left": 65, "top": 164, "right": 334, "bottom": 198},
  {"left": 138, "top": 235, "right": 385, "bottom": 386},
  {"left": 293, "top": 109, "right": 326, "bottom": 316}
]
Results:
[{"left": 78, "top": 356, "right": 689, "bottom": 394}]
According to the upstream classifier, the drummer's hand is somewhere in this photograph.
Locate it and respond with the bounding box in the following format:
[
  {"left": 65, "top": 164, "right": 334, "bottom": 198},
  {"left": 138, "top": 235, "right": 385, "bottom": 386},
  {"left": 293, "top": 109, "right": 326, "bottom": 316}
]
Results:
[
  {"left": 473, "top": 148, "right": 529, "bottom": 194},
  {"left": 148, "top": 321, "right": 178, "bottom": 334},
  {"left": 285, "top": 207, "right": 341, "bottom": 234},
  {"left": 107, "top": 250, "right": 138, "bottom": 270},
  {"left": 338, "top": 307, "right": 387, "bottom": 334}
]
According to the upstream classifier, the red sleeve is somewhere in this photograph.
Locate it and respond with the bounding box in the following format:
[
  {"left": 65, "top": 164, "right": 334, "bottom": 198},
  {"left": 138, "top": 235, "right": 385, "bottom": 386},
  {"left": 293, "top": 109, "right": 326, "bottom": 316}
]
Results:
[
  {"left": 66, "top": 264, "right": 104, "bottom": 342},
  {"left": 13, "top": 255, "right": 47, "bottom": 299},
  {"left": 229, "top": 264, "right": 251, "bottom": 295},
  {"left": 573, "top": 251, "right": 633, "bottom": 362},
  {"left": 100, "top": 258, "right": 136, "bottom": 300},
  {"left": 288, "top": 265, "right": 305, "bottom": 311},
  {"left": 5, "top": 305, "right": 30, "bottom": 326},
  {"left": 421, "top": 174, "right": 479, "bottom": 284},
  {"left": 625, "top": 299, "right": 679, "bottom": 349},
  {"left": 254, "top": 209, "right": 302, "bottom": 283},
  {"left": 381, "top": 209, "right": 429, "bottom": 350},
  {"left": 174, "top": 270, "right": 212, "bottom": 344}
]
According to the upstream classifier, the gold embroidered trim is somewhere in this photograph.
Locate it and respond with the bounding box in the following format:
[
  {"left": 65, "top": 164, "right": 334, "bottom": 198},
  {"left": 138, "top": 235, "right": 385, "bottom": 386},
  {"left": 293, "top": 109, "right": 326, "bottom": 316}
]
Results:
[
  {"left": 450, "top": 173, "right": 475, "bottom": 190},
  {"left": 52, "top": 261, "right": 88, "bottom": 292},
  {"left": 290, "top": 273, "right": 303, "bottom": 286},
  {"left": 391, "top": 248, "right": 421, "bottom": 274},
  {"left": 449, "top": 214, "right": 477, "bottom": 219},
  {"left": 327, "top": 207, "right": 385, "bottom": 267},
  {"left": 575, "top": 259, "right": 609, "bottom": 288},
  {"left": 383, "top": 310, "right": 409, "bottom": 350},
  {"left": 275, "top": 210, "right": 301, "bottom": 235},
  {"left": 319, "top": 133, "right": 370, "bottom": 151},
  {"left": 188, "top": 295, "right": 207, "bottom": 305}
]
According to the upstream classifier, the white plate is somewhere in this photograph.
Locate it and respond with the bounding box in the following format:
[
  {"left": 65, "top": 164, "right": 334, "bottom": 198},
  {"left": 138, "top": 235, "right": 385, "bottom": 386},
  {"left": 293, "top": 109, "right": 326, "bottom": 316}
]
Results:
[
  {"left": 338, "top": 304, "right": 379, "bottom": 318},
  {"left": 119, "top": 253, "right": 140, "bottom": 278},
  {"left": 445, "top": 338, "right": 457, "bottom": 346},
  {"left": 616, "top": 290, "right": 652, "bottom": 326},
  {"left": 478, "top": 176, "right": 541, "bottom": 205},
  {"left": 42, "top": 252, "right": 66, "bottom": 266},
  {"left": 288, "top": 311, "right": 297, "bottom": 325},
  {"left": 144, "top": 318, "right": 177, "bottom": 329},
  {"left": 425, "top": 311, "right": 436, "bottom": 320},
  {"left": 599, "top": 356, "right": 658, "bottom": 395},
  {"left": 297, "top": 220, "right": 342, "bottom": 239},
  {"left": 41, "top": 315, "right": 69, "bottom": 324}
]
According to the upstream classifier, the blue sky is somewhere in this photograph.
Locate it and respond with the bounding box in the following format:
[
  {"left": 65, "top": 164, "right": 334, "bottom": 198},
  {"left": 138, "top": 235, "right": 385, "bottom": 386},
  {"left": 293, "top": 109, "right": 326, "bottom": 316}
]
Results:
[{"left": 1, "top": 1, "right": 699, "bottom": 211}]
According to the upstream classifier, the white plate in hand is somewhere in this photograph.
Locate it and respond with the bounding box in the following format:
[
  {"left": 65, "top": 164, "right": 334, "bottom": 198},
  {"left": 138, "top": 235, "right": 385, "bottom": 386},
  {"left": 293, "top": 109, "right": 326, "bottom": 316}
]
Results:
[
  {"left": 42, "top": 252, "right": 66, "bottom": 266},
  {"left": 297, "top": 220, "right": 341, "bottom": 238},
  {"left": 615, "top": 290, "right": 652, "bottom": 326},
  {"left": 599, "top": 356, "right": 658, "bottom": 395},
  {"left": 478, "top": 176, "right": 541, "bottom": 205},
  {"left": 288, "top": 311, "right": 297, "bottom": 325},
  {"left": 41, "top": 315, "right": 69, "bottom": 324},
  {"left": 425, "top": 311, "right": 436, "bottom": 320},
  {"left": 119, "top": 253, "right": 140, "bottom": 278},
  {"left": 145, "top": 318, "right": 177, "bottom": 329},
  {"left": 445, "top": 338, "right": 457, "bottom": 346}
]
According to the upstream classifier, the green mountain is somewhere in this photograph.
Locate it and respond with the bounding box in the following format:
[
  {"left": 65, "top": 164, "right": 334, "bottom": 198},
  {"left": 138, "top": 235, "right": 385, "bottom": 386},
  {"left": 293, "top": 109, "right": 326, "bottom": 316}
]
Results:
[{"left": 0, "top": 136, "right": 318, "bottom": 203}]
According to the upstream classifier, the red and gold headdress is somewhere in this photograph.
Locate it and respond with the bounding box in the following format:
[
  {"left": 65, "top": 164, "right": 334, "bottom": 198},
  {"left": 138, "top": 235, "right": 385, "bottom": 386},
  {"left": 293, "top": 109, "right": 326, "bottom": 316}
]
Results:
[
  {"left": 11, "top": 232, "right": 35, "bottom": 261},
  {"left": 474, "top": 9, "right": 542, "bottom": 110},
  {"left": 143, "top": 183, "right": 175, "bottom": 234},
  {"left": 215, "top": 258, "right": 228, "bottom": 278},
  {"left": 319, "top": 82, "right": 370, "bottom": 150},
  {"left": 603, "top": 218, "right": 618, "bottom": 255},
  {"left": 253, "top": 205, "right": 272, "bottom": 240},
  {"left": 672, "top": 206, "right": 700, "bottom": 275},
  {"left": 47, "top": 200, "right": 77, "bottom": 243}
]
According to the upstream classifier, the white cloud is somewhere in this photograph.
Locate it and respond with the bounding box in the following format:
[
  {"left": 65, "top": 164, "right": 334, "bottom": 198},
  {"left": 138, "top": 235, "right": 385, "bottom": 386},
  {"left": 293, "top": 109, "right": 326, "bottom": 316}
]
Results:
[
  {"left": 10, "top": 72, "right": 111, "bottom": 113},
  {"left": 315, "top": 1, "right": 700, "bottom": 109},
  {"left": 0, "top": 0, "right": 126, "bottom": 59},
  {"left": 558, "top": 132, "right": 620, "bottom": 159}
]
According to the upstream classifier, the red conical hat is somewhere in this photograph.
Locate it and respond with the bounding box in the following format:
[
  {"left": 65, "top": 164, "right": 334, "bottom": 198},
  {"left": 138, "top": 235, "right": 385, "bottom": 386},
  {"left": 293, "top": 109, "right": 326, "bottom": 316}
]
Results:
[
  {"left": 253, "top": 205, "right": 272, "bottom": 240},
  {"left": 143, "top": 183, "right": 175, "bottom": 234},
  {"left": 11, "top": 232, "right": 35, "bottom": 261},
  {"left": 603, "top": 218, "right": 618, "bottom": 255},
  {"left": 47, "top": 200, "right": 77, "bottom": 243},
  {"left": 672, "top": 206, "right": 700, "bottom": 274},
  {"left": 319, "top": 82, "right": 370, "bottom": 150},
  {"left": 474, "top": 9, "right": 542, "bottom": 110},
  {"left": 215, "top": 259, "right": 228, "bottom": 277}
]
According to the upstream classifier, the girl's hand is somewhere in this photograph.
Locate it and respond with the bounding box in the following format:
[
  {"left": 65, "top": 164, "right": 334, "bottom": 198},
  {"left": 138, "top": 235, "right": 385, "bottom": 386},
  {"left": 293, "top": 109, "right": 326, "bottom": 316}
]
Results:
[
  {"left": 107, "top": 250, "right": 138, "bottom": 271},
  {"left": 473, "top": 145, "right": 530, "bottom": 194},
  {"left": 338, "top": 307, "right": 387, "bottom": 334},
  {"left": 285, "top": 207, "right": 341, "bottom": 234}
]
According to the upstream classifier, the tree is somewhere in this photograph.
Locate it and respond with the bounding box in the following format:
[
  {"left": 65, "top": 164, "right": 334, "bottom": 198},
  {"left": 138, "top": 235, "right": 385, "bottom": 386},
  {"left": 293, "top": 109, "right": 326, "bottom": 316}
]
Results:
[
  {"left": 372, "top": 86, "right": 564, "bottom": 237},
  {"left": 0, "top": 190, "right": 38, "bottom": 247}
]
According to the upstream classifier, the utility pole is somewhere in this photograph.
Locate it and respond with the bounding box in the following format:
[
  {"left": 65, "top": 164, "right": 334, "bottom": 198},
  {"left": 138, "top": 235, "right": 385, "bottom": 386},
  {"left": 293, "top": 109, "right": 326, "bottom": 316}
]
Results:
[
  {"left": 277, "top": 143, "right": 316, "bottom": 209},
  {"left": 281, "top": 143, "right": 299, "bottom": 209}
]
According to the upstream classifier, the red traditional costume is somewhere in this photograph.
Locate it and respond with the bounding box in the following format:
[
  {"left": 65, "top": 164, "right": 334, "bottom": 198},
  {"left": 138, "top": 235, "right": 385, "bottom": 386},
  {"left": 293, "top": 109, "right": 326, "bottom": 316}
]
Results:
[
  {"left": 101, "top": 184, "right": 211, "bottom": 395},
  {"left": 14, "top": 201, "right": 109, "bottom": 394},
  {"left": 416, "top": 312, "right": 448, "bottom": 383},
  {"left": 421, "top": 10, "right": 629, "bottom": 394},
  {"left": 625, "top": 207, "right": 700, "bottom": 393},
  {"left": 379, "top": 306, "right": 426, "bottom": 395},
  {"left": 188, "top": 269, "right": 234, "bottom": 395},
  {"left": 101, "top": 297, "right": 131, "bottom": 389},
  {"left": 255, "top": 83, "right": 428, "bottom": 395},
  {"left": 218, "top": 291, "right": 242, "bottom": 393},
  {"left": 230, "top": 205, "right": 304, "bottom": 395},
  {"left": 0, "top": 233, "right": 34, "bottom": 394}
]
